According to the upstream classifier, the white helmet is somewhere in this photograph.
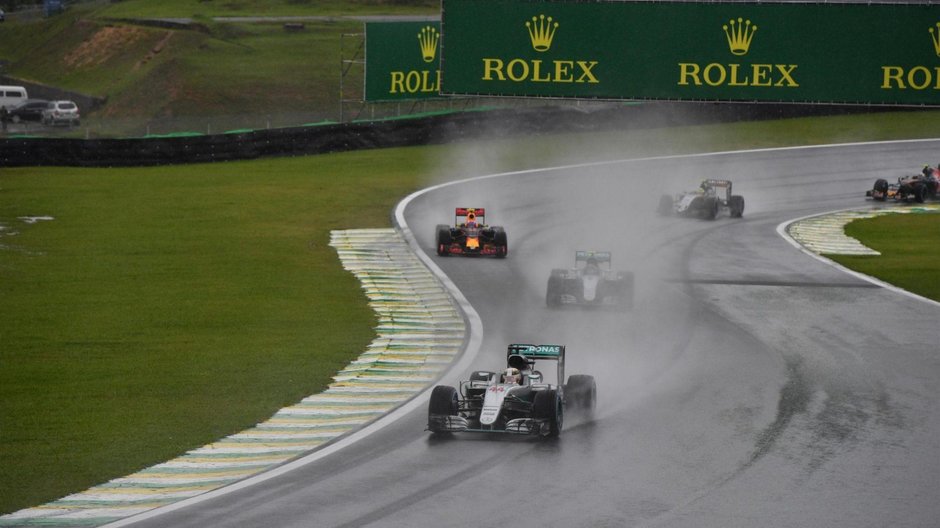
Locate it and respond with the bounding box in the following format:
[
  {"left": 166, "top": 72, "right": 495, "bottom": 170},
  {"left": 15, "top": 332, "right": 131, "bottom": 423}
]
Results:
[{"left": 502, "top": 367, "right": 521, "bottom": 385}]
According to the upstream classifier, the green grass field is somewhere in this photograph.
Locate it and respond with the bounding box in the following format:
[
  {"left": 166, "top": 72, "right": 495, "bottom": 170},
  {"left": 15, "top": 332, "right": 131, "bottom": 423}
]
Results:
[
  {"left": 3, "top": 111, "right": 940, "bottom": 514},
  {"left": 0, "top": 148, "right": 433, "bottom": 514},
  {"left": 830, "top": 213, "right": 940, "bottom": 303}
]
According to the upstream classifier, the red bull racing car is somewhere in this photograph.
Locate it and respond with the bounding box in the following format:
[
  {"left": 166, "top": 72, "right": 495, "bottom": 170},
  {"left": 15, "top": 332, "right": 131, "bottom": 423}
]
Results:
[
  {"left": 435, "top": 207, "right": 508, "bottom": 257},
  {"left": 546, "top": 251, "right": 634, "bottom": 310},
  {"left": 427, "top": 344, "right": 596, "bottom": 438}
]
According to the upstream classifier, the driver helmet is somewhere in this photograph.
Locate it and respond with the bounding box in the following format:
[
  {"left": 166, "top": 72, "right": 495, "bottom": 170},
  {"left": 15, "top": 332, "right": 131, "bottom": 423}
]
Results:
[
  {"left": 501, "top": 367, "right": 521, "bottom": 385},
  {"left": 585, "top": 257, "right": 600, "bottom": 274},
  {"left": 466, "top": 211, "right": 477, "bottom": 228}
]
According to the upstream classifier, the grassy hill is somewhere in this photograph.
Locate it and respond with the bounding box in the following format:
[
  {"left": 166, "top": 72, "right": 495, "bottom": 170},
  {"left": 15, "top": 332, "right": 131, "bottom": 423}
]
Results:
[{"left": 0, "top": 1, "right": 438, "bottom": 134}]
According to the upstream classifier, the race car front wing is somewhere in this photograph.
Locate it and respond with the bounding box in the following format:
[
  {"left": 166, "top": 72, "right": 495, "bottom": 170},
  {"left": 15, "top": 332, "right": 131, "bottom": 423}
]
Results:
[
  {"left": 441, "top": 244, "right": 503, "bottom": 256},
  {"left": 428, "top": 414, "right": 544, "bottom": 435},
  {"left": 428, "top": 414, "right": 469, "bottom": 432}
]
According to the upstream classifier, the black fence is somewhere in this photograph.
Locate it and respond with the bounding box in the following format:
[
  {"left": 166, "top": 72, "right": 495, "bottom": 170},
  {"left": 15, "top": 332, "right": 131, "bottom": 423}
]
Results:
[{"left": 0, "top": 102, "right": 905, "bottom": 167}]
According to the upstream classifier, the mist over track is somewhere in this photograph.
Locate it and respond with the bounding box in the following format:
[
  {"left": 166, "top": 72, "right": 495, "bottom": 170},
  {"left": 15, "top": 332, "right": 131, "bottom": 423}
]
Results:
[{"left": 124, "top": 139, "right": 940, "bottom": 528}]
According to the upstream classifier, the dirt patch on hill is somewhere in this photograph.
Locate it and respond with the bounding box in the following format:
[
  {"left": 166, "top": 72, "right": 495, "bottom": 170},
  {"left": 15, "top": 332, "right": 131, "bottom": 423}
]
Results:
[{"left": 64, "top": 25, "right": 149, "bottom": 69}]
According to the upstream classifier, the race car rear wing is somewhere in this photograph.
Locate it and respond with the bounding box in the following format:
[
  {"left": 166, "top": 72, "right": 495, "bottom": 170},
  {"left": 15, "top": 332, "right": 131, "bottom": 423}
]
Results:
[
  {"left": 575, "top": 251, "right": 611, "bottom": 266},
  {"left": 455, "top": 207, "right": 485, "bottom": 225},
  {"left": 507, "top": 344, "right": 565, "bottom": 384},
  {"left": 703, "top": 179, "right": 732, "bottom": 188}
]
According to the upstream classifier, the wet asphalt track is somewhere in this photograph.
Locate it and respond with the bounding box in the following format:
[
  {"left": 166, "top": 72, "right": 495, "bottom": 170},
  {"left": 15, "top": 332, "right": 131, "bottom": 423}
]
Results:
[{"left": 125, "top": 140, "right": 940, "bottom": 528}]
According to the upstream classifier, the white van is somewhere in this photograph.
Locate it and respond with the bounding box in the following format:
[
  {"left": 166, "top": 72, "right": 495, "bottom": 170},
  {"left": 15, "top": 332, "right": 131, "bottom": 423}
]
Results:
[{"left": 0, "top": 85, "right": 29, "bottom": 110}]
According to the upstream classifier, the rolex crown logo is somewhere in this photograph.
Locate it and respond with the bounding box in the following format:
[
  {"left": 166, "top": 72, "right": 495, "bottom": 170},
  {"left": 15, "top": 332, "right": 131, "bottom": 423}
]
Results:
[
  {"left": 526, "top": 14, "right": 558, "bottom": 52},
  {"left": 417, "top": 26, "right": 439, "bottom": 63},
  {"left": 722, "top": 18, "right": 757, "bottom": 56},
  {"left": 930, "top": 22, "right": 940, "bottom": 57}
]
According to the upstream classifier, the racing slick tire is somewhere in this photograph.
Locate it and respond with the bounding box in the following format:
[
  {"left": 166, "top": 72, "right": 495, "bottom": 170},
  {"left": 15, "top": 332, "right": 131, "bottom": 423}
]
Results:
[
  {"left": 493, "top": 228, "right": 508, "bottom": 258},
  {"left": 704, "top": 196, "right": 719, "bottom": 220},
  {"left": 914, "top": 184, "right": 927, "bottom": 204},
  {"left": 872, "top": 179, "right": 889, "bottom": 201},
  {"left": 428, "top": 385, "right": 459, "bottom": 434},
  {"left": 436, "top": 225, "right": 452, "bottom": 256},
  {"left": 729, "top": 195, "right": 745, "bottom": 218},
  {"left": 657, "top": 194, "right": 673, "bottom": 216},
  {"left": 565, "top": 375, "right": 596, "bottom": 415},
  {"left": 546, "top": 270, "right": 565, "bottom": 307},
  {"left": 533, "top": 389, "right": 563, "bottom": 437}
]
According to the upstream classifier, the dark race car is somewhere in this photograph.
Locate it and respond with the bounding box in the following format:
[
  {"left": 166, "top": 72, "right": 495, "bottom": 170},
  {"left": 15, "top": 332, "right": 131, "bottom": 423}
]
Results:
[
  {"left": 546, "top": 251, "right": 634, "bottom": 310},
  {"left": 659, "top": 179, "right": 745, "bottom": 220},
  {"left": 427, "top": 343, "right": 596, "bottom": 438},
  {"left": 436, "top": 207, "right": 508, "bottom": 257},
  {"left": 866, "top": 168, "right": 939, "bottom": 203}
]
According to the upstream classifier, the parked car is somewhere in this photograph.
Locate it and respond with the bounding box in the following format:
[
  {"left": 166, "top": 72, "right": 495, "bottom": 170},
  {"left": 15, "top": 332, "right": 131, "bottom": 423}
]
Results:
[
  {"left": 42, "top": 100, "right": 80, "bottom": 126},
  {"left": 8, "top": 99, "right": 49, "bottom": 123},
  {"left": 0, "top": 85, "right": 28, "bottom": 110}
]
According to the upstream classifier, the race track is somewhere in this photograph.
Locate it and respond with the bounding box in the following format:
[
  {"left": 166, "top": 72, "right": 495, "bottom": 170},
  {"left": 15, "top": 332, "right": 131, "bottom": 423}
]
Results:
[{"left": 123, "top": 140, "right": 940, "bottom": 528}]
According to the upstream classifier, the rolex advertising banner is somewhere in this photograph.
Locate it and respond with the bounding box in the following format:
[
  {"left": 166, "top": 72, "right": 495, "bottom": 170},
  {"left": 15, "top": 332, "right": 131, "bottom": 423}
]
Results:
[
  {"left": 440, "top": 0, "right": 940, "bottom": 105},
  {"left": 365, "top": 21, "right": 442, "bottom": 101}
]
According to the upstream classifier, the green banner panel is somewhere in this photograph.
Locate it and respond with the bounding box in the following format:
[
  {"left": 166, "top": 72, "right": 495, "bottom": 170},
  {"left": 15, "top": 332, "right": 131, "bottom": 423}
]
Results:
[
  {"left": 365, "top": 21, "right": 442, "bottom": 101},
  {"left": 441, "top": 0, "right": 940, "bottom": 105}
]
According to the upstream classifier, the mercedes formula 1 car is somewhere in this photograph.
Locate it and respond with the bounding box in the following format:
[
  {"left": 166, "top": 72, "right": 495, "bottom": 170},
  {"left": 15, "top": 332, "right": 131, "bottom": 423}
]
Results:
[
  {"left": 435, "top": 207, "right": 508, "bottom": 257},
  {"left": 658, "top": 179, "right": 745, "bottom": 219},
  {"left": 546, "top": 251, "right": 634, "bottom": 310},
  {"left": 866, "top": 171, "right": 939, "bottom": 203},
  {"left": 427, "top": 344, "right": 596, "bottom": 438}
]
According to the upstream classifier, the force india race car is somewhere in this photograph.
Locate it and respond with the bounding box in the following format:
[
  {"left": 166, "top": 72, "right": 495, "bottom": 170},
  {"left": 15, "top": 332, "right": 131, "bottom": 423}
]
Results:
[
  {"left": 546, "top": 251, "right": 634, "bottom": 310},
  {"left": 427, "top": 344, "right": 596, "bottom": 438},
  {"left": 866, "top": 170, "right": 939, "bottom": 203},
  {"left": 658, "top": 179, "right": 745, "bottom": 219},
  {"left": 435, "top": 207, "right": 508, "bottom": 257}
]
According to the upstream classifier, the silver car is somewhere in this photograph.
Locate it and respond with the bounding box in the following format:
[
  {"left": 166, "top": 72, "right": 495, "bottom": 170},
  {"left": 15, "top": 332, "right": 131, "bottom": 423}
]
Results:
[{"left": 42, "top": 100, "right": 80, "bottom": 126}]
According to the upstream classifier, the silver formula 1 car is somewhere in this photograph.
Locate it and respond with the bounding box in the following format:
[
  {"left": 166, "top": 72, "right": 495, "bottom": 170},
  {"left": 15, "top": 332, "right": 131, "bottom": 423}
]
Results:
[
  {"left": 658, "top": 179, "right": 745, "bottom": 219},
  {"left": 427, "top": 344, "right": 596, "bottom": 438},
  {"left": 546, "top": 251, "right": 634, "bottom": 310}
]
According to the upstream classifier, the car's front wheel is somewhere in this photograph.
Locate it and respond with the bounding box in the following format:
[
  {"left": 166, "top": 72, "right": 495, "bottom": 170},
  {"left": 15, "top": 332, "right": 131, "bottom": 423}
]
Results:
[
  {"left": 704, "top": 196, "right": 719, "bottom": 220},
  {"left": 435, "top": 225, "right": 452, "bottom": 256},
  {"left": 533, "top": 389, "right": 562, "bottom": 437},
  {"left": 428, "top": 385, "right": 459, "bottom": 434},
  {"left": 873, "top": 179, "right": 889, "bottom": 201},
  {"left": 729, "top": 195, "right": 745, "bottom": 218}
]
